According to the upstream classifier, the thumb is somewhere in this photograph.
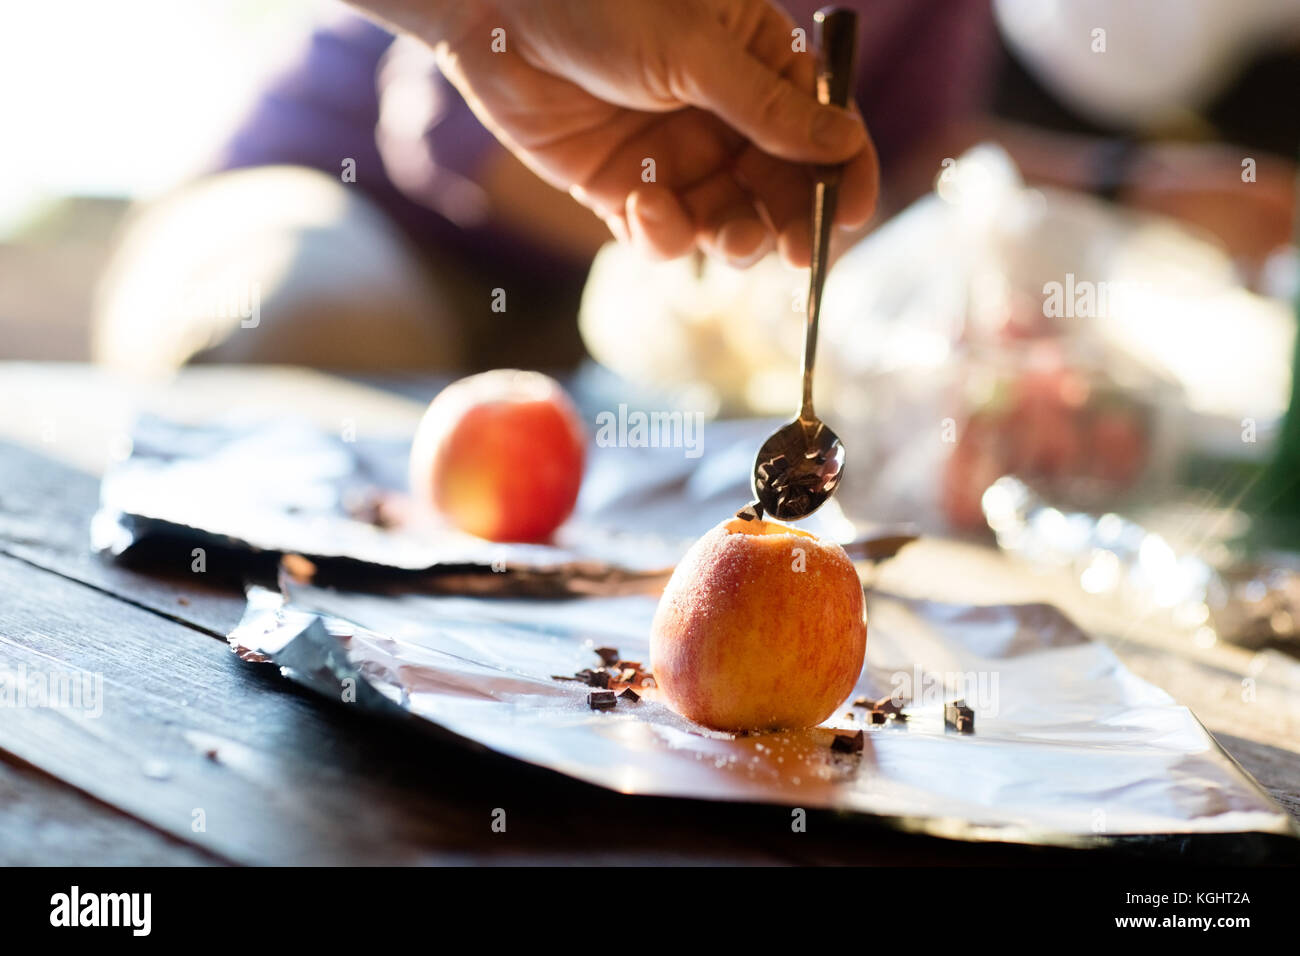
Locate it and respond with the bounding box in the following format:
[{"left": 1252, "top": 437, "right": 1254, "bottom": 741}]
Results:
[{"left": 674, "top": 27, "right": 865, "bottom": 164}]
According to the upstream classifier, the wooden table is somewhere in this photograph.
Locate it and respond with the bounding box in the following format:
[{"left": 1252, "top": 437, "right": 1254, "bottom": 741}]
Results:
[{"left": 1, "top": 363, "right": 1296, "bottom": 865}]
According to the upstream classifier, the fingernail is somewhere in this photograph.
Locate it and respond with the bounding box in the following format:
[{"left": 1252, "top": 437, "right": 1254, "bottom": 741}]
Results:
[{"left": 812, "top": 108, "right": 862, "bottom": 152}]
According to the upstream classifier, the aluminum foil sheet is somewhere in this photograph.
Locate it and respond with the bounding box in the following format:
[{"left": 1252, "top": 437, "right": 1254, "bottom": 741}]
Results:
[{"left": 230, "top": 580, "right": 1296, "bottom": 850}]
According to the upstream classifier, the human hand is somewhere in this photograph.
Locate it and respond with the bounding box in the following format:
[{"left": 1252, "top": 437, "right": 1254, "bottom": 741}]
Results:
[{"left": 398, "top": 0, "right": 878, "bottom": 267}]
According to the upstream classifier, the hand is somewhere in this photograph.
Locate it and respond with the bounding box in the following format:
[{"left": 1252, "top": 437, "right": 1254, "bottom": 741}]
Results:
[{"left": 385, "top": 0, "right": 878, "bottom": 267}]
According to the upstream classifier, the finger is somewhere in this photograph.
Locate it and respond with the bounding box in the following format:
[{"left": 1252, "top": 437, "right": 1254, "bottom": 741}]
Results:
[
  {"left": 626, "top": 184, "right": 696, "bottom": 259},
  {"left": 731, "top": 149, "right": 816, "bottom": 266},
  {"left": 717, "top": 220, "right": 774, "bottom": 268},
  {"left": 735, "top": 137, "right": 879, "bottom": 267},
  {"left": 680, "top": 170, "right": 772, "bottom": 266},
  {"left": 672, "top": 25, "right": 865, "bottom": 164},
  {"left": 601, "top": 208, "right": 630, "bottom": 245},
  {"left": 575, "top": 109, "right": 743, "bottom": 226},
  {"left": 835, "top": 137, "right": 880, "bottom": 228},
  {"left": 739, "top": 1, "right": 815, "bottom": 88}
]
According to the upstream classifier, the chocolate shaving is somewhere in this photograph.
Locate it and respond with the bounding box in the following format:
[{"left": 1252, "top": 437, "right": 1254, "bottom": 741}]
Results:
[
  {"left": 852, "top": 694, "right": 908, "bottom": 724},
  {"left": 944, "top": 699, "right": 975, "bottom": 733},
  {"left": 874, "top": 696, "right": 903, "bottom": 717},
  {"left": 552, "top": 649, "right": 655, "bottom": 693},
  {"left": 831, "top": 730, "right": 865, "bottom": 753}
]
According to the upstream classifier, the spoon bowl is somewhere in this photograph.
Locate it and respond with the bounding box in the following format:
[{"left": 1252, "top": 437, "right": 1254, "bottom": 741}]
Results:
[{"left": 752, "top": 417, "right": 845, "bottom": 520}]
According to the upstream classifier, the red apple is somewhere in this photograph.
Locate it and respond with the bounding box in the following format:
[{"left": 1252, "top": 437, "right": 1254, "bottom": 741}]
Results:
[
  {"left": 409, "top": 369, "right": 586, "bottom": 542},
  {"left": 650, "top": 516, "right": 867, "bottom": 731}
]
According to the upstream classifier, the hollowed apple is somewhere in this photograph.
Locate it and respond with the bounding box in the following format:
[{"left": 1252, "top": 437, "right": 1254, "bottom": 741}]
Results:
[{"left": 650, "top": 516, "right": 867, "bottom": 731}]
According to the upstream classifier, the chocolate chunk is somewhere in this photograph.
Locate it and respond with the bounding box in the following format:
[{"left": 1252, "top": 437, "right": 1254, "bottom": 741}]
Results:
[
  {"left": 852, "top": 696, "right": 872, "bottom": 708},
  {"left": 873, "top": 696, "right": 903, "bottom": 717},
  {"left": 735, "top": 501, "right": 764, "bottom": 522},
  {"left": 868, "top": 709, "right": 888, "bottom": 725},
  {"left": 617, "top": 688, "right": 640, "bottom": 703},
  {"left": 944, "top": 699, "right": 975, "bottom": 733},
  {"left": 831, "top": 730, "right": 865, "bottom": 753},
  {"left": 618, "top": 668, "right": 638, "bottom": 685},
  {"left": 586, "top": 669, "right": 611, "bottom": 689},
  {"left": 594, "top": 647, "right": 620, "bottom": 666},
  {"left": 616, "top": 660, "right": 642, "bottom": 672},
  {"left": 588, "top": 690, "right": 617, "bottom": 711}
]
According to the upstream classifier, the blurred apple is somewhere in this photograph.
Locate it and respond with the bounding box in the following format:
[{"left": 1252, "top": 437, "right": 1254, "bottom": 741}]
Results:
[{"left": 409, "top": 369, "right": 586, "bottom": 542}]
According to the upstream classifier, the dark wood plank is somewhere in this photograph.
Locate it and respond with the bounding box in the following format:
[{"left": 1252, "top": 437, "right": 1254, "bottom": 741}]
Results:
[
  {"left": 0, "top": 439, "right": 246, "bottom": 637},
  {"left": 0, "top": 753, "right": 217, "bottom": 866}
]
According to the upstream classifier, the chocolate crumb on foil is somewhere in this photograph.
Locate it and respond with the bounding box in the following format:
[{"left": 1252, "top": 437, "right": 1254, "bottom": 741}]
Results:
[
  {"left": 553, "top": 648, "right": 655, "bottom": 694},
  {"left": 588, "top": 690, "right": 617, "bottom": 711},
  {"left": 831, "top": 730, "right": 865, "bottom": 753},
  {"left": 852, "top": 694, "right": 908, "bottom": 725},
  {"left": 873, "top": 696, "right": 904, "bottom": 717},
  {"left": 945, "top": 699, "right": 975, "bottom": 733}
]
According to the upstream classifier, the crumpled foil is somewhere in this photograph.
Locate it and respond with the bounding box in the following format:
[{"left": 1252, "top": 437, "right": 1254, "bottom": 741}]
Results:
[
  {"left": 983, "top": 475, "right": 1300, "bottom": 652},
  {"left": 229, "top": 581, "right": 1296, "bottom": 851}
]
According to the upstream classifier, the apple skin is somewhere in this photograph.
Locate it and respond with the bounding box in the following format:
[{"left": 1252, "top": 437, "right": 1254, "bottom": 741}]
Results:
[
  {"left": 409, "top": 370, "right": 586, "bottom": 543},
  {"left": 650, "top": 517, "right": 867, "bottom": 732}
]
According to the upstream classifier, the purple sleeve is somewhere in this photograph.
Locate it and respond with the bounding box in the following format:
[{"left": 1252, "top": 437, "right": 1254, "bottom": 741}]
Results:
[{"left": 212, "top": 8, "right": 571, "bottom": 282}]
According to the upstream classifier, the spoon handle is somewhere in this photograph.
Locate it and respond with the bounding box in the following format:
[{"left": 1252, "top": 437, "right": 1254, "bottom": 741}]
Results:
[{"left": 800, "top": 7, "right": 858, "bottom": 421}]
